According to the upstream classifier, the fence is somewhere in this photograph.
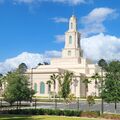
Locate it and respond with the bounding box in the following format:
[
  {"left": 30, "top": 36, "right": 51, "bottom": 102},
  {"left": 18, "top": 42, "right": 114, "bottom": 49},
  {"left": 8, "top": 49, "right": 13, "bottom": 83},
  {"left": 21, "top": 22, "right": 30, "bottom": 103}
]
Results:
[{"left": 0, "top": 98, "right": 120, "bottom": 114}]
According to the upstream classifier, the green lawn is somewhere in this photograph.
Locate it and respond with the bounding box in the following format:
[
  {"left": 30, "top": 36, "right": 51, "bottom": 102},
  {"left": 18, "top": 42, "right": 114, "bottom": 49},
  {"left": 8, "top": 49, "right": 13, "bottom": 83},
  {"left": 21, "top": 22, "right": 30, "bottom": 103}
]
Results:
[{"left": 0, "top": 115, "right": 103, "bottom": 120}]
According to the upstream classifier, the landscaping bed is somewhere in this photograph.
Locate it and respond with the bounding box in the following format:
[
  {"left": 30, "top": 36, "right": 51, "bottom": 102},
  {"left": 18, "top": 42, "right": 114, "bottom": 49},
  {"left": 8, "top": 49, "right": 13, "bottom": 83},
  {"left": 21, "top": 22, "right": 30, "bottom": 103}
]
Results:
[{"left": 0, "top": 108, "right": 120, "bottom": 119}]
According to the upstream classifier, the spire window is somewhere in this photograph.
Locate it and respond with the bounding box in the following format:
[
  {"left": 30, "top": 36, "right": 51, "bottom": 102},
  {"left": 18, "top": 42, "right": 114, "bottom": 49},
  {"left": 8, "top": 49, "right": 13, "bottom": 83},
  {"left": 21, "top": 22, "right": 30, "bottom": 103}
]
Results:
[{"left": 69, "top": 36, "right": 72, "bottom": 44}]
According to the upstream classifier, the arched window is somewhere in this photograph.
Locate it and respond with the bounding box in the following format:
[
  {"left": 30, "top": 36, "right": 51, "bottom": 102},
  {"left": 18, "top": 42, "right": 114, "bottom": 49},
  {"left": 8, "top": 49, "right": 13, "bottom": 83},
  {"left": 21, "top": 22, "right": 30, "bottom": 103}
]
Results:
[
  {"left": 34, "top": 83, "right": 37, "bottom": 93},
  {"left": 40, "top": 82, "right": 45, "bottom": 94},
  {"left": 68, "top": 50, "right": 71, "bottom": 56},
  {"left": 69, "top": 36, "right": 72, "bottom": 44}
]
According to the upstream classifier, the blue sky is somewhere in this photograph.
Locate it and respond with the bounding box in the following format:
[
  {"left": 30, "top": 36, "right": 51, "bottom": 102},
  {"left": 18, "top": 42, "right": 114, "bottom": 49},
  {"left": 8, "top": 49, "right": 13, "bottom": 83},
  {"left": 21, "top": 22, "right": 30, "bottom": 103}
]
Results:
[{"left": 0, "top": 0, "right": 120, "bottom": 73}]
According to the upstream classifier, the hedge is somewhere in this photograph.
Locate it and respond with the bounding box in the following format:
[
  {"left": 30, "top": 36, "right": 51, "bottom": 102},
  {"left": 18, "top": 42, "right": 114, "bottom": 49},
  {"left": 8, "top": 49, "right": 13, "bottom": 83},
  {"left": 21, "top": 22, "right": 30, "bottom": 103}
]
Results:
[
  {"left": 1, "top": 109, "right": 120, "bottom": 119},
  {"left": 0, "top": 108, "right": 100, "bottom": 117}
]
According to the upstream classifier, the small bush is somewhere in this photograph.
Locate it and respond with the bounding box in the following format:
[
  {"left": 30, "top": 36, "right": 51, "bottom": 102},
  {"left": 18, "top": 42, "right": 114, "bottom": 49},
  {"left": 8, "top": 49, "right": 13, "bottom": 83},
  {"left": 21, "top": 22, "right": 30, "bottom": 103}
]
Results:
[
  {"left": 101, "top": 114, "right": 120, "bottom": 120},
  {"left": 55, "top": 109, "right": 63, "bottom": 115},
  {"left": 81, "top": 111, "right": 100, "bottom": 118}
]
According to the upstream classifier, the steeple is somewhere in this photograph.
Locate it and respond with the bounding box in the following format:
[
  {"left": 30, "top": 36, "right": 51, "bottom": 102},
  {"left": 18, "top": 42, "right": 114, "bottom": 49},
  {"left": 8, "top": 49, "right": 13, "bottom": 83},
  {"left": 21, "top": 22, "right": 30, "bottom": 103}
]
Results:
[
  {"left": 69, "top": 15, "right": 77, "bottom": 31},
  {"left": 62, "top": 15, "right": 83, "bottom": 58}
]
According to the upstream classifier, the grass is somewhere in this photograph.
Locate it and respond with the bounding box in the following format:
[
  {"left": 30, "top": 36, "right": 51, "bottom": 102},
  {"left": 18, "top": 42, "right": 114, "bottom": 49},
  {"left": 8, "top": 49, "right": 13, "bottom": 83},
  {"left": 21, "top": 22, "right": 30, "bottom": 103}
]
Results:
[{"left": 0, "top": 115, "right": 102, "bottom": 120}]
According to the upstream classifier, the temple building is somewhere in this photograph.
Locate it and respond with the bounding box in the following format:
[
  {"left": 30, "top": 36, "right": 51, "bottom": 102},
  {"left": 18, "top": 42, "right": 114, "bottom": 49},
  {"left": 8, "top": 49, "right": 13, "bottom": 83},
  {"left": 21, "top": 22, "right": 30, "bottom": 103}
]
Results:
[{"left": 27, "top": 15, "right": 101, "bottom": 98}]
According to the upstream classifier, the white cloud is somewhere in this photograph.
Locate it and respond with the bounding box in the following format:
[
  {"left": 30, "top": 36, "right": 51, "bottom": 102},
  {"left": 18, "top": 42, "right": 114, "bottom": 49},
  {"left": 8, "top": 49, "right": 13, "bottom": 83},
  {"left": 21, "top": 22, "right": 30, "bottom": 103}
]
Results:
[
  {"left": 1, "top": 33, "right": 120, "bottom": 74},
  {"left": 0, "top": 51, "right": 61, "bottom": 74},
  {"left": 45, "top": 50, "right": 61, "bottom": 58},
  {"left": 52, "top": 17, "right": 68, "bottom": 23},
  {"left": 51, "top": 0, "right": 86, "bottom": 5},
  {"left": 13, "top": 0, "right": 35, "bottom": 4},
  {"left": 54, "top": 33, "right": 120, "bottom": 62},
  {"left": 55, "top": 35, "right": 65, "bottom": 42},
  {"left": 11, "top": 0, "right": 94, "bottom": 5},
  {"left": 81, "top": 33, "right": 120, "bottom": 61},
  {"left": 80, "top": 7, "right": 118, "bottom": 37}
]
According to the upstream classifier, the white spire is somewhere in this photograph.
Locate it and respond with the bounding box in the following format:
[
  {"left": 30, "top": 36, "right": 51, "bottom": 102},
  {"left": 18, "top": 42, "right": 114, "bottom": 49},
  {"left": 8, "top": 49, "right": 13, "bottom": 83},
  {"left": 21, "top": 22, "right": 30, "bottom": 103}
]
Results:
[{"left": 69, "top": 15, "right": 77, "bottom": 31}]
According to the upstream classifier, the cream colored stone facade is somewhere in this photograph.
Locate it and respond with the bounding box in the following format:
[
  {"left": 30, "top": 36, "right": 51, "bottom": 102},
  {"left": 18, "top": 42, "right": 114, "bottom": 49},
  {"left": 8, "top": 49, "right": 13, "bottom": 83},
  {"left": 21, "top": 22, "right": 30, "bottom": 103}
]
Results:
[{"left": 27, "top": 15, "right": 101, "bottom": 98}]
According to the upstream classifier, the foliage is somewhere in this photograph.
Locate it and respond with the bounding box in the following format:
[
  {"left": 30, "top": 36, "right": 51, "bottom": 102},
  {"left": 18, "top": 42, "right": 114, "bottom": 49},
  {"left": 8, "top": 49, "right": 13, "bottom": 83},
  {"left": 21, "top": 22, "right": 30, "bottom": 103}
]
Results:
[
  {"left": 57, "top": 73, "right": 63, "bottom": 98},
  {"left": 91, "top": 73, "right": 101, "bottom": 96},
  {"left": 101, "top": 114, "right": 120, "bottom": 119},
  {"left": 68, "top": 93, "right": 76, "bottom": 103},
  {"left": 0, "top": 74, "right": 3, "bottom": 90},
  {"left": 50, "top": 71, "right": 73, "bottom": 101},
  {"left": 3, "top": 71, "right": 35, "bottom": 105},
  {"left": 1, "top": 109, "right": 81, "bottom": 116},
  {"left": 46, "top": 80, "right": 52, "bottom": 91},
  {"left": 0, "top": 108, "right": 100, "bottom": 118},
  {"left": 81, "top": 111, "right": 100, "bottom": 118},
  {"left": 87, "top": 95, "right": 95, "bottom": 110},
  {"left": 98, "top": 59, "right": 108, "bottom": 71},
  {"left": 101, "top": 61, "right": 120, "bottom": 111},
  {"left": 60, "top": 71, "right": 73, "bottom": 100},
  {"left": 38, "top": 63, "right": 43, "bottom": 66},
  {"left": 46, "top": 80, "right": 52, "bottom": 99},
  {"left": 50, "top": 74, "right": 59, "bottom": 100},
  {"left": 43, "top": 62, "right": 49, "bottom": 65},
  {"left": 97, "top": 59, "right": 108, "bottom": 114},
  {"left": 50, "top": 74, "right": 58, "bottom": 90},
  {"left": 17, "top": 63, "right": 28, "bottom": 74},
  {"left": 83, "top": 78, "right": 91, "bottom": 93},
  {"left": 1, "top": 113, "right": 120, "bottom": 120}
]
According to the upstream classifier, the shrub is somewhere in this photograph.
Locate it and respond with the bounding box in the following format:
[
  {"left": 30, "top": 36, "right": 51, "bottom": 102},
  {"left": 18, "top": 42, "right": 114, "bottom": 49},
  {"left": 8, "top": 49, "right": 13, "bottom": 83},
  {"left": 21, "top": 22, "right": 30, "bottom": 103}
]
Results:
[
  {"left": 81, "top": 111, "right": 100, "bottom": 118},
  {"left": 0, "top": 108, "right": 99, "bottom": 118},
  {"left": 87, "top": 95, "right": 95, "bottom": 110},
  {"left": 101, "top": 114, "right": 120, "bottom": 120}
]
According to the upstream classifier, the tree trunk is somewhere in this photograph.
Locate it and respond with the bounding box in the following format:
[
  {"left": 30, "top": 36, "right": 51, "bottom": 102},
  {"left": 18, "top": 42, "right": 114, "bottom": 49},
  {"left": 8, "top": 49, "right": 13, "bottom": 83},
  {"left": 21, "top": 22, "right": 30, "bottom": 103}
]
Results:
[
  {"left": 115, "top": 100, "right": 117, "bottom": 113},
  {"left": 19, "top": 101, "right": 21, "bottom": 109},
  {"left": 101, "top": 98, "right": 104, "bottom": 114},
  {"left": 88, "top": 104, "right": 90, "bottom": 111},
  {"left": 17, "top": 101, "right": 18, "bottom": 110}
]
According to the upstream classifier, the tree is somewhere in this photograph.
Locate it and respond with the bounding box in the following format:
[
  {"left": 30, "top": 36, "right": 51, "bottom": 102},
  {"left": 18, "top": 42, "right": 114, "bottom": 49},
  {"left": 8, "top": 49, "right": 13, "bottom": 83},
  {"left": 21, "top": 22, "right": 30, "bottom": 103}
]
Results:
[
  {"left": 61, "top": 71, "right": 73, "bottom": 101},
  {"left": 44, "top": 62, "right": 49, "bottom": 65},
  {"left": 98, "top": 59, "right": 108, "bottom": 71},
  {"left": 68, "top": 93, "right": 76, "bottom": 103},
  {"left": 87, "top": 95, "right": 95, "bottom": 111},
  {"left": 73, "top": 79, "right": 78, "bottom": 96},
  {"left": 91, "top": 73, "right": 100, "bottom": 96},
  {"left": 83, "top": 78, "right": 91, "bottom": 97},
  {"left": 101, "top": 61, "right": 120, "bottom": 113},
  {"left": 38, "top": 63, "right": 43, "bottom": 66},
  {"left": 0, "top": 74, "right": 3, "bottom": 89},
  {"left": 50, "top": 74, "right": 59, "bottom": 99},
  {"left": 46, "top": 80, "right": 52, "bottom": 99},
  {"left": 4, "top": 71, "right": 35, "bottom": 108},
  {"left": 57, "top": 74, "right": 63, "bottom": 99},
  {"left": 0, "top": 74, "right": 3, "bottom": 96},
  {"left": 98, "top": 59, "right": 108, "bottom": 114},
  {"left": 17, "top": 63, "right": 28, "bottom": 74}
]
